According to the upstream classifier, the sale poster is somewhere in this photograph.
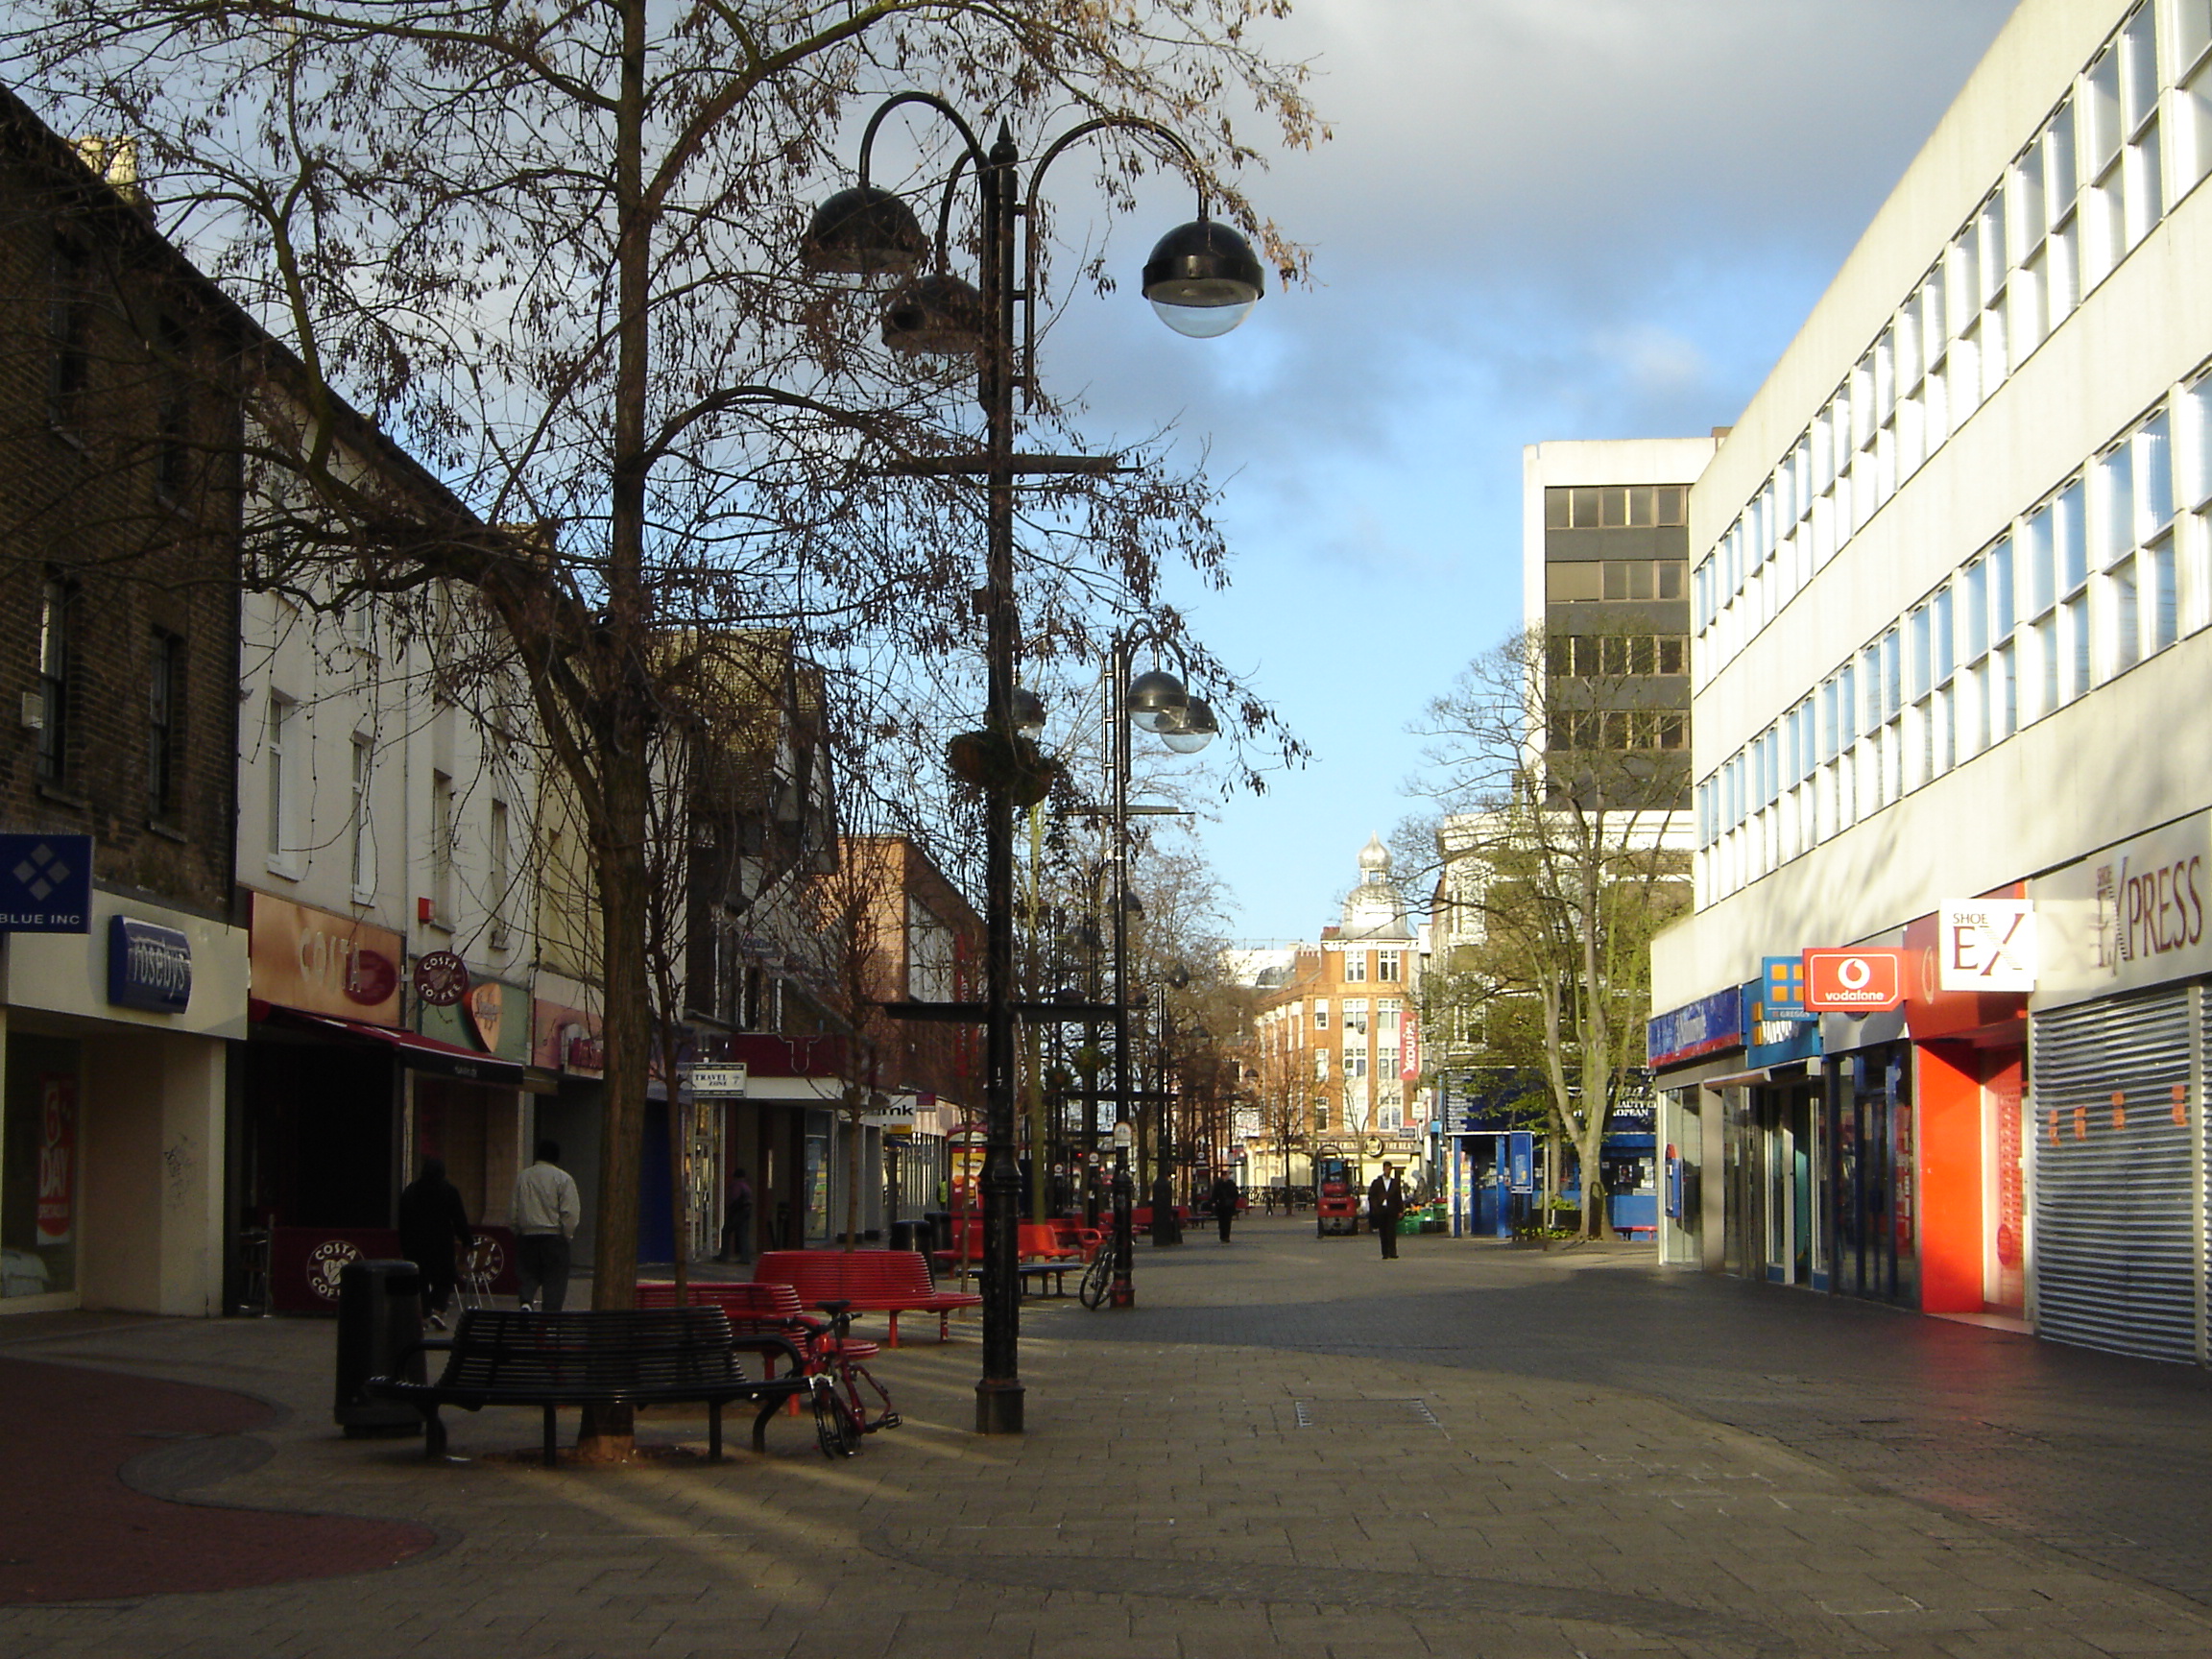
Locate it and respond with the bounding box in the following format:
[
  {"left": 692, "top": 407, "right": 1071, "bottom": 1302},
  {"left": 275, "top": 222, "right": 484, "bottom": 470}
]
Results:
[{"left": 36, "top": 1072, "right": 76, "bottom": 1246}]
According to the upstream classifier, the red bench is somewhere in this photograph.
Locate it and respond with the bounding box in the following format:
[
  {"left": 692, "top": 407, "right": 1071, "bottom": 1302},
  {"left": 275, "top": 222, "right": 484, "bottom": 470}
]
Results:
[
  {"left": 931, "top": 1220, "right": 1085, "bottom": 1271},
  {"left": 636, "top": 1281, "right": 881, "bottom": 1366},
  {"left": 754, "top": 1250, "right": 980, "bottom": 1347}
]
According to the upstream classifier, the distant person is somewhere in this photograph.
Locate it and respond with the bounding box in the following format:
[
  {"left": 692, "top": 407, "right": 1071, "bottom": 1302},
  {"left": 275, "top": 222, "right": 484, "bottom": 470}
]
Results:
[
  {"left": 512, "top": 1140, "right": 582, "bottom": 1311},
  {"left": 1368, "top": 1164, "right": 1407, "bottom": 1260},
  {"left": 397, "top": 1156, "right": 470, "bottom": 1330},
  {"left": 1211, "top": 1173, "right": 1240, "bottom": 1243},
  {"left": 718, "top": 1166, "right": 755, "bottom": 1264}
]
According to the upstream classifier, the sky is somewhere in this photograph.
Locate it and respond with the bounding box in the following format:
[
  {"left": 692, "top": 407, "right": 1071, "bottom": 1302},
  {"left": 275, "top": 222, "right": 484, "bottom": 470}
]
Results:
[{"left": 1029, "top": 0, "right": 2021, "bottom": 946}]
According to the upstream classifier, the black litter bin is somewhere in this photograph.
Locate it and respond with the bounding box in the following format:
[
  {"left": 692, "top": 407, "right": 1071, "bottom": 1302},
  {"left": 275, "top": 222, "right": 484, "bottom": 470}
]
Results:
[
  {"left": 334, "top": 1258, "right": 426, "bottom": 1436},
  {"left": 889, "top": 1219, "right": 919, "bottom": 1253}
]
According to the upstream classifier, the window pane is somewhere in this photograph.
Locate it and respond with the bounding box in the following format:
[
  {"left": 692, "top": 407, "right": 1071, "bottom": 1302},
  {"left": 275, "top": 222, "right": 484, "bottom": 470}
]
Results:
[
  {"left": 2111, "top": 554, "right": 2140, "bottom": 674},
  {"left": 1656, "top": 486, "right": 1688, "bottom": 526},
  {"left": 1991, "top": 536, "right": 2016, "bottom": 640},
  {"left": 2137, "top": 411, "right": 2174, "bottom": 535},
  {"left": 2047, "top": 101, "right": 2078, "bottom": 207},
  {"left": 2087, "top": 46, "right": 2122, "bottom": 174},
  {"left": 2151, "top": 536, "right": 2179, "bottom": 651},
  {"left": 2057, "top": 481, "right": 2087, "bottom": 590},
  {"left": 1628, "top": 561, "right": 1655, "bottom": 601},
  {"left": 1600, "top": 487, "right": 1629, "bottom": 527},
  {"left": 2097, "top": 444, "right": 2134, "bottom": 566},
  {"left": 1548, "top": 563, "right": 1602, "bottom": 602},
  {"left": 1602, "top": 562, "right": 1629, "bottom": 601},
  {"left": 1658, "top": 562, "right": 1684, "bottom": 600},
  {"left": 1572, "top": 487, "right": 1600, "bottom": 527},
  {"left": 1628, "top": 486, "right": 1656, "bottom": 527},
  {"left": 2026, "top": 506, "right": 2056, "bottom": 613},
  {"left": 1910, "top": 606, "right": 1932, "bottom": 699},
  {"left": 2122, "top": 6, "right": 2158, "bottom": 133},
  {"left": 1546, "top": 487, "right": 1571, "bottom": 529}
]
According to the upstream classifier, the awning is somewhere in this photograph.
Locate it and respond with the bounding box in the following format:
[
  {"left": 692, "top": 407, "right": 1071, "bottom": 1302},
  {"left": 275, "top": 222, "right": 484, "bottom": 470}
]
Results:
[{"left": 252, "top": 1002, "right": 525, "bottom": 1085}]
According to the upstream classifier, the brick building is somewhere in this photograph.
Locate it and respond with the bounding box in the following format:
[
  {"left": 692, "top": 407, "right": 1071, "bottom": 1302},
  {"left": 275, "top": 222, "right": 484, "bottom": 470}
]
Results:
[{"left": 0, "top": 87, "right": 250, "bottom": 1314}]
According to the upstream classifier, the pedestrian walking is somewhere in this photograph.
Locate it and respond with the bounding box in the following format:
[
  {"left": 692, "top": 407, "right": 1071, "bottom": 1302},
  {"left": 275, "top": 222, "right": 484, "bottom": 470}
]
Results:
[
  {"left": 397, "top": 1157, "right": 470, "bottom": 1329},
  {"left": 1368, "top": 1164, "right": 1407, "bottom": 1260},
  {"left": 512, "top": 1140, "right": 582, "bottom": 1311},
  {"left": 718, "top": 1166, "right": 755, "bottom": 1263},
  {"left": 1211, "top": 1173, "right": 1240, "bottom": 1243}
]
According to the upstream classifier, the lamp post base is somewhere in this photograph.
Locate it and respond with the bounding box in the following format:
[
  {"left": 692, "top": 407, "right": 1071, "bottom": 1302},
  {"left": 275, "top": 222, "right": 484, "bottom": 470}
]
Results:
[
  {"left": 975, "top": 1378, "right": 1026, "bottom": 1435},
  {"left": 1108, "top": 1278, "right": 1134, "bottom": 1308}
]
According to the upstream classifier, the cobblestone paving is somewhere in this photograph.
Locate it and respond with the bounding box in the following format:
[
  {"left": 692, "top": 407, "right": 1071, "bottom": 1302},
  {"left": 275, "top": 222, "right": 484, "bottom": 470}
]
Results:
[{"left": 0, "top": 1226, "right": 2208, "bottom": 1657}]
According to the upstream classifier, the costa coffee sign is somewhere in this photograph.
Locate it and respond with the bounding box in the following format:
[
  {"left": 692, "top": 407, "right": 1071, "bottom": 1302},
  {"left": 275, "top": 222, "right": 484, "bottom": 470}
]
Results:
[
  {"left": 1803, "top": 949, "right": 1907, "bottom": 1012},
  {"left": 2031, "top": 810, "right": 2212, "bottom": 1011},
  {"left": 249, "top": 893, "right": 403, "bottom": 1026}
]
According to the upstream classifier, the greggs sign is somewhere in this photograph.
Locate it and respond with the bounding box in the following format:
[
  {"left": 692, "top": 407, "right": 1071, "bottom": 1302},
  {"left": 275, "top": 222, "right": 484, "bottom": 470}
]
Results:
[{"left": 1803, "top": 949, "right": 1908, "bottom": 1012}]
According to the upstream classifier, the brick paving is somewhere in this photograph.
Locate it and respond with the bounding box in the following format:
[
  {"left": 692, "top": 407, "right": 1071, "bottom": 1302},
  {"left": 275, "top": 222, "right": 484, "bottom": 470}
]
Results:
[{"left": 1, "top": 1224, "right": 2210, "bottom": 1656}]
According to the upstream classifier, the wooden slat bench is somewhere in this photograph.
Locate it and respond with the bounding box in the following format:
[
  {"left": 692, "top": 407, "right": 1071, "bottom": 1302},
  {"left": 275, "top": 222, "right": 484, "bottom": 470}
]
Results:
[
  {"left": 367, "top": 1307, "right": 816, "bottom": 1466},
  {"left": 754, "top": 1249, "right": 980, "bottom": 1347}
]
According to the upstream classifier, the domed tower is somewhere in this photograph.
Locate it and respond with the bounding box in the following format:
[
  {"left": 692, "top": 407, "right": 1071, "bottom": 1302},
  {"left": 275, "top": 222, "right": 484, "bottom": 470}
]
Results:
[{"left": 1339, "top": 834, "right": 1412, "bottom": 942}]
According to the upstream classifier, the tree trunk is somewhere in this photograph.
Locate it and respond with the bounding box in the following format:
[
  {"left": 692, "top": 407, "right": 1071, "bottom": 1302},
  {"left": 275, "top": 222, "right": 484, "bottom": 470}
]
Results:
[{"left": 577, "top": 0, "right": 651, "bottom": 1462}]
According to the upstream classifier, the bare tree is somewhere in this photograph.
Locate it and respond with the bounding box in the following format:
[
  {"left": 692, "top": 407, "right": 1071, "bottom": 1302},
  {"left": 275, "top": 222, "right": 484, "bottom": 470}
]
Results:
[
  {"left": 1404, "top": 628, "right": 1690, "bottom": 1239},
  {"left": 9, "top": 1, "right": 1317, "bottom": 1451}
]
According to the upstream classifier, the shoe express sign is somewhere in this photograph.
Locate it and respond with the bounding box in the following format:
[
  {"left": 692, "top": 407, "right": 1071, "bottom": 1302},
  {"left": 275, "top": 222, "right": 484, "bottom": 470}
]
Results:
[{"left": 1802, "top": 949, "right": 1908, "bottom": 1011}]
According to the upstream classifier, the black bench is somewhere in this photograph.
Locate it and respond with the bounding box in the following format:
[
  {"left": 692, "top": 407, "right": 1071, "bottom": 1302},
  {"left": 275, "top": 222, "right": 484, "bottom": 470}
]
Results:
[
  {"left": 1016, "top": 1261, "right": 1074, "bottom": 1296},
  {"left": 367, "top": 1307, "right": 819, "bottom": 1466}
]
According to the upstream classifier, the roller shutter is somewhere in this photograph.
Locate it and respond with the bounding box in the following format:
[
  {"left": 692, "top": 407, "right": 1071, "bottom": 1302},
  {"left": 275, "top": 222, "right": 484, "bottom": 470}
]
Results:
[{"left": 2031, "top": 988, "right": 2194, "bottom": 1363}]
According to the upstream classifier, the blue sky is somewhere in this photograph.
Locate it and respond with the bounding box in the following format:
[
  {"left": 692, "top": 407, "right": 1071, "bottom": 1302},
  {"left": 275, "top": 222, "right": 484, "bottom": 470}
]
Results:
[{"left": 1034, "top": 0, "right": 2020, "bottom": 944}]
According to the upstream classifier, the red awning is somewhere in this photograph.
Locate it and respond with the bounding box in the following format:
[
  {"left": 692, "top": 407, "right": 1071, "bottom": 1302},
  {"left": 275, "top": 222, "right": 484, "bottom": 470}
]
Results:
[{"left": 252, "top": 1002, "right": 525, "bottom": 1084}]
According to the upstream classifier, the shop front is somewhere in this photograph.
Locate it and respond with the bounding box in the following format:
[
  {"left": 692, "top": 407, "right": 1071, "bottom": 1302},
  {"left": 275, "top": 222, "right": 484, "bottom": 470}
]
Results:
[
  {"left": 2028, "top": 813, "right": 2211, "bottom": 1363},
  {"left": 1648, "top": 985, "right": 1743, "bottom": 1271},
  {"left": 1, "top": 878, "right": 248, "bottom": 1315},
  {"left": 241, "top": 893, "right": 527, "bottom": 1312}
]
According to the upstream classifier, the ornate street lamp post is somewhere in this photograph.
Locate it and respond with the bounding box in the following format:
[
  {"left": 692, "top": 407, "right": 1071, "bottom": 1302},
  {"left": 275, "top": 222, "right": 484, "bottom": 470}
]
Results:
[{"left": 805, "top": 97, "right": 1262, "bottom": 1434}]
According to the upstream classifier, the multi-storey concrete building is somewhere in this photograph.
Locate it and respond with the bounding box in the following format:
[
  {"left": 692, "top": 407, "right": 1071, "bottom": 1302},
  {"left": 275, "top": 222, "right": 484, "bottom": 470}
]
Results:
[{"left": 1650, "top": 0, "right": 2212, "bottom": 1361}]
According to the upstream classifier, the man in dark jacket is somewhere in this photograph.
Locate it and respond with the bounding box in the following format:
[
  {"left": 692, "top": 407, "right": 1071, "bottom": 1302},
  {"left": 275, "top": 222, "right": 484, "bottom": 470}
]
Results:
[
  {"left": 397, "top": 1157, "right": 471, "bottom": 1328},
  {"left": 1368, "top": 1164, "right": 1407, "bottom": 1260},
  {"left": 1210, "top": 1173, "right": 1240, "bottom": 1243}
]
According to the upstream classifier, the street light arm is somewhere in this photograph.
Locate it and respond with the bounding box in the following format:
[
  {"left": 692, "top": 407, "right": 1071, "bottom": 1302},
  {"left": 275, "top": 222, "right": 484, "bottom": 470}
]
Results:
[
  {"left": 856, "top": 91, "right": 991, "bottom": 193},
  {"left": 1019, "top": 116, "right": 1208, "bottom": 406}
]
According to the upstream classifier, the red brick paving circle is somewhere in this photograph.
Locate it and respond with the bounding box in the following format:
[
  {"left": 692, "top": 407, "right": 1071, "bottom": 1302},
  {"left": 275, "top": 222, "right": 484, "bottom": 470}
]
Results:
[{"left": 0, "top": 1357, "right": 435, "bottom": 1604}]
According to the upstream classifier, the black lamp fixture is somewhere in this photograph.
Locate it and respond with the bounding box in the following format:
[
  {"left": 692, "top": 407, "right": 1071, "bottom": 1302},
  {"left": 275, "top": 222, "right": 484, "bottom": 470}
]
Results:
[
  {"left": 1124, "top": 667, "right": 1190, "bottom": 733},
  {"left": 801, "top": 184, "right": 929, "bottom": 276},
  {"left": 1158, "top": 695, "right": 1218, "bottom": 756},
  {"left": 1141, "top": 218, "right": 1266, "bottom": 339}
]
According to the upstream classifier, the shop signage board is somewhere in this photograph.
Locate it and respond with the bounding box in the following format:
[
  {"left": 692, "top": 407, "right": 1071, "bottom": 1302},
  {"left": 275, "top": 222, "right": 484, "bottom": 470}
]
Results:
[
  {"left": 1803, "top": 949, "right": 1907, "bottom": 1011},
  {"left": 1647, "top": 985, "right": 1743, "bottom": 1069},
  {"left": 107, "top": 915, "right": 192, "bottom": 1013},
  {"left": 2029, "top": 810, "right": 2212, "bottom": 1010},
  {"left": 1936, "top": 899, "right": 2037, "bottom": 992},
  {"left": 686, "top": 1065, "right": 749, "bottom": 1098},
  {"left": 249, "top": 893, "right": 403, "bottom": 1026},
  {"left": 0, "top": 833, "right": 91, "bottom": 932},
  {"left": 1760, "top": 956, "right": 1813, "bottom": 1020}
]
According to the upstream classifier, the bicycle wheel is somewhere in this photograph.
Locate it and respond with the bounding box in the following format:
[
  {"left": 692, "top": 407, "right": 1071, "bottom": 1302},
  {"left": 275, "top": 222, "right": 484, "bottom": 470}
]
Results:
[
  {"left": 812, "top": 1380, "right": 861, "bottom": 1458},
  {"left": 1078, "top": 1247, "right": 1115, "bottom": 1310}
]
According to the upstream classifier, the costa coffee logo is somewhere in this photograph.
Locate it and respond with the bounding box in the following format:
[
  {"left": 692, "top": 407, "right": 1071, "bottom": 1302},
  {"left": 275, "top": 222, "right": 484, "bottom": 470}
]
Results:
[{"left": 306, "top": 1238, "right": 360, "bottom": 1302}]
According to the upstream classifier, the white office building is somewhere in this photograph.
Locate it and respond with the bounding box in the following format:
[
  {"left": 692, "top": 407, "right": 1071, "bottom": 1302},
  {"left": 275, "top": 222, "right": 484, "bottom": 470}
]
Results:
[{"left": 1649, "top": 0, "right": 2212, "bottom": 1360}]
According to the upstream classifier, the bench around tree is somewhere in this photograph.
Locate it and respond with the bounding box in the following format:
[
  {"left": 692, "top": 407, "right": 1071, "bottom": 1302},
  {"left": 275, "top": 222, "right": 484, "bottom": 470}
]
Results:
[{"left": 368, "top": 1306, "right": 818, "bottom": 1466}]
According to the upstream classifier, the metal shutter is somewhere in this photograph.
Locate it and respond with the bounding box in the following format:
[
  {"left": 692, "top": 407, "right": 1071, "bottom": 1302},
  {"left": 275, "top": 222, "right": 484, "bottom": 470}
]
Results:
[{"left": 2031, "top": 988, "right": 2194, "bottom": 1363}]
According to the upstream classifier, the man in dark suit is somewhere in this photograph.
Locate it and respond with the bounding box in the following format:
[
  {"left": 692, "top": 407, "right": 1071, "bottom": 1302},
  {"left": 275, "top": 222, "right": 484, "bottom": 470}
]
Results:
[{"left": 1368, "top": 1164, "right": 1407, "bottom": 1260}]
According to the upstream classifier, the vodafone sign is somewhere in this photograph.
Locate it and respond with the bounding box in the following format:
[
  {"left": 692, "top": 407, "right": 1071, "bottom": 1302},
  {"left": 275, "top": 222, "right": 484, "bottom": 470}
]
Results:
[{"left": 1803, "top": 949, "right": 1908, "bottom": 1011}]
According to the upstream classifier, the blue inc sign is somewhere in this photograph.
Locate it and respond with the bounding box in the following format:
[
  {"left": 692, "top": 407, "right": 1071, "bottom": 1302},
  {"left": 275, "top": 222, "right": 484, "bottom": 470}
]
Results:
[
  {"left": 108, "top": 915, "right": 193, "bottom": 1013},
  {"left": 0, "top": 834, "right": 92, "bottom": 932}
]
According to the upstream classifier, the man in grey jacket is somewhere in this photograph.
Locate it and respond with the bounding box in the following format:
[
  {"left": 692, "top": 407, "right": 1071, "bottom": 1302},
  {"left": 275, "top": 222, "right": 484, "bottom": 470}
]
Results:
[{"left": 512, "top": 1140, "right": 582, "bottom": 1311}]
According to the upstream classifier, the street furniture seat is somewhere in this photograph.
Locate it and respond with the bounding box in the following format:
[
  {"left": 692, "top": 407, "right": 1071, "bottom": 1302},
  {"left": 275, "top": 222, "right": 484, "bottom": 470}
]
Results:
[
  {"left": 367, "top": 1306, "right": 816, "bottom": 1466},
  {"left": 754, "top": 1249, "right": 980, "bottom": 1347}
]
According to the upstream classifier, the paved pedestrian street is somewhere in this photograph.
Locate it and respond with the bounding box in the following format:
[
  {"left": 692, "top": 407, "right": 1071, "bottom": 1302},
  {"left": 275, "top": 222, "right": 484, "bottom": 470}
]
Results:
[{"left": 7, "top": 1222, "right": 2212, "bottom": 1658}]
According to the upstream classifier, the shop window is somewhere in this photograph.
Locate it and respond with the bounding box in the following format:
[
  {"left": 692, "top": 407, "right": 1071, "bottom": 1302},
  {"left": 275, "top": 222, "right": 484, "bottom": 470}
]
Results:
[{"left": 3, "top": 1037, "right": 81, "bottom": 1301}]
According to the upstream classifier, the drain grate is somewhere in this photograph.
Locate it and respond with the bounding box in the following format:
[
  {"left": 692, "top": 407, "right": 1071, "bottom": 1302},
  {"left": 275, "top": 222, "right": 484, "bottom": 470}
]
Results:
[{"left": 1292, "top": 1398, "right": 1439, "bottom": 1429}]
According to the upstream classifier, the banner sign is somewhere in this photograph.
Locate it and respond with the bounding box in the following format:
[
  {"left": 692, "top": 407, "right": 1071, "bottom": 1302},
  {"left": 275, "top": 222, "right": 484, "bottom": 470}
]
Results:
[
  {"left": 36, "top": 1074, "right": 76, "bottom": 1245},
  {"left": 1803, "top": 949, "right": 1907, "bottom": 1011},
  {"left": 0, "top": 833, "right": 91, "bottom": 933},
  {"left": 1647, "top": 985, "right": 1743, "bottom": 1069},
  {"left": 249, "top": 893, "right": 402, "bottom": 1026},
  {"left": 1506, "top": 1130, "right": 1535, "bottom": 1194},
  {"left": 1936, "top": 899, "right": 2036, "bottom": 992}
]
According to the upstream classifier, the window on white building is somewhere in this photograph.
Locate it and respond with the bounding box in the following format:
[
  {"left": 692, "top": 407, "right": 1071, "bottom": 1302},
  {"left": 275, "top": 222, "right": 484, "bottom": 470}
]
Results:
[
  {"left": 265, "top": 692, "right": 296, "bottom": 872},
  {"left": 2180, "top": 0, "right": 2212, "bottom": 192},
  {"left": 349, "top": 733, "right": 375, "bottom": 900}
]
